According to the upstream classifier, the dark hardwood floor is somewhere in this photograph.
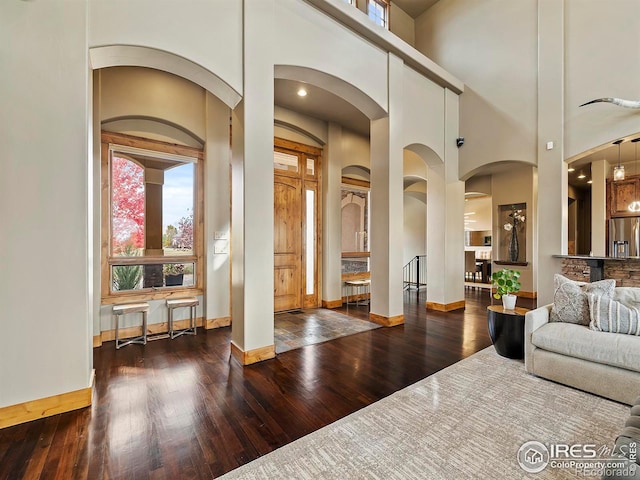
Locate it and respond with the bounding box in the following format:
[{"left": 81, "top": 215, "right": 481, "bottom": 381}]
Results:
[{"left": 0, "top": 288, "right": 536, "bottom": 480}]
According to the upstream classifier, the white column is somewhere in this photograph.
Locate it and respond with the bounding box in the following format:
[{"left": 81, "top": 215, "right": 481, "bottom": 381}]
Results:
[
  {"left": 205, "top": 92, "right": 231, "bottom": 328},
  {"left": 369, "top": 54, "right": 404, "bottom": 325},
  {"left": 426, "top": 89, "right": 465, "bottom": 310},
  {"left": 230, "top": 0, "right": 275, "bottom": 363},
  {"left": 322, "top": 122, "right": 344, "bottom": 306},
  {"left": 537, "top": 0, "right": 566, "bottom": 304},
  {"left": 591, "top": 159, "right": 609, "bottom": 256}
]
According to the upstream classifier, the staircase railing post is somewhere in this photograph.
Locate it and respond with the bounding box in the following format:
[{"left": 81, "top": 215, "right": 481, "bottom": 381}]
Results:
[{"left": 415, "top": 256, "right": 419, "bottom": 290}]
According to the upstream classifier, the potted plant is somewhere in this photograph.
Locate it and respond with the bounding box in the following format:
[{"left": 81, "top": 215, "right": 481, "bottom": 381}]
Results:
[
  {"left": 491, "top": 268, "right": 521, "bottom": 310},
  {"left": 163, "top": 263, "right": 185, "bottom": 286}
]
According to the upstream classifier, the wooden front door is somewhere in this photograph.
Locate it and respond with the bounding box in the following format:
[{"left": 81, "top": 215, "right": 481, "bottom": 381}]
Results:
[
  {"left": 274, "top": 174, "right": 303, "bottom": 312},
  {"left": 273, "top": 139, "right": 321, "bottom": 313}
]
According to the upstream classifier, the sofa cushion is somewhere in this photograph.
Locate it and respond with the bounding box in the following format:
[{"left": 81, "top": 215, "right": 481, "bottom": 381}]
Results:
[
  {"left": 549, "top": 274, "right": 616, "bottom": 325},
  {"left": 531, "top": 322, "right": 640, "bottom": 373},
  {"left": 589, "top": 295, "right": 640, "bottom": 336},
  {"left": 614, "top": 287, "right": 640, "bottom": 309}
]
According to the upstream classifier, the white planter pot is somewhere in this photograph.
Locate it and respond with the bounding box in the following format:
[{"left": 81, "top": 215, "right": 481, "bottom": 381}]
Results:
[{"left": 502, "top": 294, "right": 517, "bottom": 310}]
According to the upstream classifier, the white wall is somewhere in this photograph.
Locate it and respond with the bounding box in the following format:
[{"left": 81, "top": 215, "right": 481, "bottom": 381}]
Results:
[
  {"left": 402, "top": 64, "right": 445, "bottom": 160},
  {"left": 416, "top": 0, "right": 538, "bottom": 179},
  {"left": 564, "top": 0, "right": 640, "bottom": 159},
  {"left": 88, "top": 0, "right": 243, "bottom": 96},
  {"left": 100, "top": 67, "right": 206, "bottom": 143},
  {"left": 491, "top": 165, "right": 536, "bottom": 294},
  {"left": 273, "top": 0, "right": 388, "bottom": 116},
  {"left": 1, "top": 1, "right": 92, "bottom": 407},
  {"left": 404, "top": 189, "right": 427, "bottom": 265},
  {"left": 390, "top": 3, "right": 416, "bottom": 46}
]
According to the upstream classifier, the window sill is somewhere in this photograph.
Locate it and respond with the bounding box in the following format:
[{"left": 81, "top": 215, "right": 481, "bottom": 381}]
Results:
[{"left": 102, "top": 287, "right": 204, "bottom": 305}]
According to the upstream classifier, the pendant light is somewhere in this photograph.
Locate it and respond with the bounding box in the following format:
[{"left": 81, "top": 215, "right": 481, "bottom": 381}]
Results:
[
  {"left": 613, "top": 139, "right": 625, "bottom": 181},
  {"left": 629, "top": 138, "right": 640, "bottom": 212}
]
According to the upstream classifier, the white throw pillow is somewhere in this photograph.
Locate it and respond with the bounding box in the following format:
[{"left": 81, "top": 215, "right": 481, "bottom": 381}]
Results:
[
  {"left": 549, "top": 274, "right": 616, "bottom": 326},
  {"left": 588, "top": 294, "right": 640, "bottom": 335}
]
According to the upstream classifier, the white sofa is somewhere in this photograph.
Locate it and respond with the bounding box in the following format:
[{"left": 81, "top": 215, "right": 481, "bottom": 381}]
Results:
[{"left": 525, "top": 288, "right": 640, "bottom": 406}]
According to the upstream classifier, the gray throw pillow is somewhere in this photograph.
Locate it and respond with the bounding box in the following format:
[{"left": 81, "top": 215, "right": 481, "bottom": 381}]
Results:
[
  {"left": 588, "top": 294, "right": 640, "bottom": 335},
  {"left": 549, "top": 274, "right": 616, "bottom": 325}
]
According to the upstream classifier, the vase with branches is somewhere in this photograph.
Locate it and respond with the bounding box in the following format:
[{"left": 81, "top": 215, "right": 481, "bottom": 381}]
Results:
[{"left": 503, "top": 207, "right": 525, "bottom": 262}]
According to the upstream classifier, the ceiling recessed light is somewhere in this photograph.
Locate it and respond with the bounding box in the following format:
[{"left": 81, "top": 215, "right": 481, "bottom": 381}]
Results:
[
  {"left": 297, "top": 88, "right": 307, "bottom": 97},
  {"left": 578, "top": 172, "right": 586, "bottom": 179},
  {"left": 587, "top": 179, "right": 593, "bottom": 184},
  {"left": 568, "top": 167, "right": 575, "bottom": 172}
]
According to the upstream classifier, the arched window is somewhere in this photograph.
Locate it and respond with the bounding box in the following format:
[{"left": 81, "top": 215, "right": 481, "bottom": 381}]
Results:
[{"left": 101, "top": 132, "right": 203, "bottom": 302}]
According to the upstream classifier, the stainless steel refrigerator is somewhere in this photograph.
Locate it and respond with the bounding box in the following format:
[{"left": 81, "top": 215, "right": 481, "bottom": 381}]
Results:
[{"left": 609, "top": 217, "right": 640, "bottom": 257}]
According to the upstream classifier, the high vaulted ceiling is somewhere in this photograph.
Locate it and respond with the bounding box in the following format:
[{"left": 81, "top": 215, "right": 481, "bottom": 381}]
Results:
[{"left": 393, "top": 0, "right": 440, "bottom": 18}]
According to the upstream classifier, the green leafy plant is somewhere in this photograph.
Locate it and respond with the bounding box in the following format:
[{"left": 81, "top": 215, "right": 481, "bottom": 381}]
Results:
[
  {"left": 491, "top": 268, "right": 521, "bottom": 299},
  {"left": 112, "top": 244, "right": 142, "bottom": 291}
]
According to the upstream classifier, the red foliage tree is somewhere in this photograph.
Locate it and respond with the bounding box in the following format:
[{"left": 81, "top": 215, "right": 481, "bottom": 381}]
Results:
[
  {"left": 111, "top": 156, "right": 145, "bottom": 252},
  {"left": 176, "top": 210, "right": 193, "bottom": 250}
]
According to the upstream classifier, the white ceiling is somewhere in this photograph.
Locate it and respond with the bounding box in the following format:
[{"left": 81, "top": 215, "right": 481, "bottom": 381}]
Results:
[{"left": 274, "top": 79, "right": 370, "bottom": 136}]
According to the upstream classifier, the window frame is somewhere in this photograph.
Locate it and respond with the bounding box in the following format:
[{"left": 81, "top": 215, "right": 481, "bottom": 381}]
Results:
[
  {"left": 100, "top": 131, "right": 204, "bottom": 303},
  {"left": 367, "top": 0, "right": 390, "bottom": 30}
]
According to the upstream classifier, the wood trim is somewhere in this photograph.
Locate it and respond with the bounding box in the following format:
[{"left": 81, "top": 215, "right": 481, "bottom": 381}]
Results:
[
  {"left": 342, "top": 251, "right": 370, "bottom": 258},
  {"left": 341, "top": 177, "right": 370, "bottom": 188},
  {"left": 322, "top": 299, "right": 343, "bottom": 309},
  {"left": 426, "top": 300, "right": 466, "bottom": 312},
  {"left": 493, "top": 261, "right": 529, "bottom": 266},
  {"left": 342, "top": 272, "right": 371, "bottom": 281},
  {"left": 101, "top": 131, "right": 204, "bottom": 302},
  {"left": 100, "top": 142, "right": 110, "bottom": 300},
  {"left": 99, "top": 317, "right": 205, "bottom": 343},
  {"left": 206, "top": 316, "right": 231, "bottom": 329},
  {"left": 93, "top": 335, "right": 102, "bottom": 348},
  {"left": 517, "top": 290, "right": 537, "bottom": 299},
  {"left": 0, "top": 380, "right": 93, "bottom": 429},
  {"left": 107, "top": 255, "right": 197, "bottom": 266},
  {"left": 230, "top": 343, "right": 276, "bottom": 365},
  {"left": 102, "top": 131, "right": 204, "bottom": 160},
  {"left": 274, "top": 137, "right": 322, "bottom": 156},
  {"left": 101, "top": 288, "right": 204, "bottom": 305},
  {"left": 342, "top": 293, "right": 370, "bottom": 302},
  {"left": 369, "top": 312, "right": 404, "bottom": 327},
  {"left": 488, "top": 288, "right": 537, "bottom": 300}
]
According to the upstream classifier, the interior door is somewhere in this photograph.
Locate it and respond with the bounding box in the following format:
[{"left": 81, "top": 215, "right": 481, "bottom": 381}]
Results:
[{"left": 274, "top": 174, "right": 303, "bottom": 312}]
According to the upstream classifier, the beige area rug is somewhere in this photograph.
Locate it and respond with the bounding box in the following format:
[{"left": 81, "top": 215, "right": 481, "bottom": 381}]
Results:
[
  {"left": 274, "top": 308, "right": 380, "bottom": 354},
  {"left": 219, "top": 348, "right": 630, "bottom": 479}
]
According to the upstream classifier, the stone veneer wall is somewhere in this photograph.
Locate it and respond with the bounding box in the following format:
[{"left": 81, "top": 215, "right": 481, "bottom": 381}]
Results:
[
  {"left": 562, "top": 258, "right": 640, "bottom": 287},
  {"left": 561, "top": 259, "right": 589, "bottom": 282},
  {"left": 605, "top": 260, "right": 640, "bottom": 287}
]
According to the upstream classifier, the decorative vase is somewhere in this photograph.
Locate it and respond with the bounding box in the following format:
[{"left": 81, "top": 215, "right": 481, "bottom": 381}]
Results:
[
  {"left": 502, "top": 293, "right": 517, "bottom": 310},
  {"left": 509, "top": 229, "right": 519, "bottom": 262}
]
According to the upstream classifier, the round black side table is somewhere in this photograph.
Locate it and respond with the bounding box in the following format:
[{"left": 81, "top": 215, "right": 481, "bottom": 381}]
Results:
[{"left": 487, "top": 306, "right": 530, "bottom": 359}]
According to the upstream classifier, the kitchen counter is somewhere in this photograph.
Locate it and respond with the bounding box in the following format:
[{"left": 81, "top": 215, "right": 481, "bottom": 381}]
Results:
[{"left": 553, "top": 254, "right": 636, "bottom": 261}]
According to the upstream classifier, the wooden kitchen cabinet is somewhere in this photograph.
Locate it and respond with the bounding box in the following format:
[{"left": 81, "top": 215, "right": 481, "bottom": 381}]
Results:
[{"left": 610, "top": 178, "right": 640, "bottom": 216}]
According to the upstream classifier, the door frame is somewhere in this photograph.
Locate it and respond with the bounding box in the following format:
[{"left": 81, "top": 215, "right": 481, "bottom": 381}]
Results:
[{"left": 274, "top": 137, "right": 322, "bottom": 310}]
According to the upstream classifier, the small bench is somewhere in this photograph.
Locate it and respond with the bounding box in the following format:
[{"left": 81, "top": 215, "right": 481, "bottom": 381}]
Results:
[
  {"left": 344, "top": 279, "right": 371, "bottom": 311},
  {"left": 113, "top": 302, "right": 149, "bottom": 349},
  {"left": 166, "top": 297, "right": 199, "bottom": 339}
]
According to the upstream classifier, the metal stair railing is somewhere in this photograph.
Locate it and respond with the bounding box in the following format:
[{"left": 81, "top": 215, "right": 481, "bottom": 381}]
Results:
[{"left": 403, "top": 255, "right": 426, "bottom": 291}]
